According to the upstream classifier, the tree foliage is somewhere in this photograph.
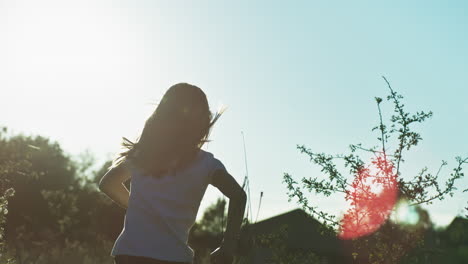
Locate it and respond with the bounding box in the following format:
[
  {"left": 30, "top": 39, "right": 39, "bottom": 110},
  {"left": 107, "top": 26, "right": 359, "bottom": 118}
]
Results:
[
  {"left": 192, "top": 198, "right": 227, "bottom": 236},
  {"left": 0, "top": 127, "right": 124, "bottom": 263}
]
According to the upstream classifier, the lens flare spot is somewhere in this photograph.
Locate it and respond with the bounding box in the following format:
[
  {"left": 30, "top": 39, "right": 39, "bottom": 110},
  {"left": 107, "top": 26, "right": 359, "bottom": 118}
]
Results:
[
  {"left": 394, "top": 200, "right": 419, "bottom": 225},
  {"left": 339, "top": 153, "right": 398, "bottom": 240}
]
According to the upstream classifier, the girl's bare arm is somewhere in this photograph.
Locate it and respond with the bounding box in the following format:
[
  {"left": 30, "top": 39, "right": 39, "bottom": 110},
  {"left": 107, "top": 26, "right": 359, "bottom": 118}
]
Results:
[
  {"left": 99, "top": 162, "right": 131, "bottom": 210},
  {"left": 211, "top": 169, "right": 247, "bottom": 253}
]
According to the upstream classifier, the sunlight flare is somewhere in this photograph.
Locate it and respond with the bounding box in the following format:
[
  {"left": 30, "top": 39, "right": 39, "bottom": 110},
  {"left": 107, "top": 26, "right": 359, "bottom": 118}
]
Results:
[{"left": 393, "top": 200, "right": 419, "bottom": 225}]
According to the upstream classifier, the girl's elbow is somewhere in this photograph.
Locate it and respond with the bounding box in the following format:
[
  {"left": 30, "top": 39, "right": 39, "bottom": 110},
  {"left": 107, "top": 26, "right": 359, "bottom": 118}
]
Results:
[
  {"left": 98, "top": 183, "right": 106, "bottom": 193},
  {"left": 98, "top": 179, "right": 111, "bottom": 192}
]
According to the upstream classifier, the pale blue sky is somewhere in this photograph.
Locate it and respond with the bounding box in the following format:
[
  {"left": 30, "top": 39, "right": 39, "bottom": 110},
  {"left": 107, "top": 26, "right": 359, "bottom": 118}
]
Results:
[{"left": 1, "top": 0, "right": 467, "bottom": 227}]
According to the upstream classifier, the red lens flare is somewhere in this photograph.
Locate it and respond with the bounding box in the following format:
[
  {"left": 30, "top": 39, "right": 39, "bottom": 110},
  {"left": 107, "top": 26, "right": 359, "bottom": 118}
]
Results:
[{"left": 339, "top": 153, "right": 398, "bottom": 240}]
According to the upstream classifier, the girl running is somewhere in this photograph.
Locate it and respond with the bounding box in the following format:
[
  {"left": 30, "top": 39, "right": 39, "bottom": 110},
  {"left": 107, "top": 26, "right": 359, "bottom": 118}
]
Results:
[{"left": 99, "top": 83, "right": 247, "bottom": 264}]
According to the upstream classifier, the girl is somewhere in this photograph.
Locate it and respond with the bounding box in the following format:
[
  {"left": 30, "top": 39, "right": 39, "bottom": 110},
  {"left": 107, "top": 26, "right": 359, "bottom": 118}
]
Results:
[{"left": 99, "top": 83, "right": 247, "bottom": 264}]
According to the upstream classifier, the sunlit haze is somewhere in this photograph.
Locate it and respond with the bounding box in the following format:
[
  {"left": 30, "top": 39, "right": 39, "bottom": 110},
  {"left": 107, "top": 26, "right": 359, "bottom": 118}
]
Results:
[{"left": 1, "top": 0, "right": 467, "bottom": 228}]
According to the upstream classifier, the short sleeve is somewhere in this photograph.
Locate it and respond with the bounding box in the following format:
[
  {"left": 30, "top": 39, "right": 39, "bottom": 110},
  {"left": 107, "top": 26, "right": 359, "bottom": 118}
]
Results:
[
  {"left": 207, "top": 154, "right": 226, "bottom": 184},
  {"left": 212, "top": 157, "right": 226, "bottom": 172}
]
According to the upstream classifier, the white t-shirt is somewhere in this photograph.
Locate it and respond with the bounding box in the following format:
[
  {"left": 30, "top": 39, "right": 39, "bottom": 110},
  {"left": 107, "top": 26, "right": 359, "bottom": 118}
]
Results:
[{"left": 111, "top": 149, "right": 226, "bottom": 263}]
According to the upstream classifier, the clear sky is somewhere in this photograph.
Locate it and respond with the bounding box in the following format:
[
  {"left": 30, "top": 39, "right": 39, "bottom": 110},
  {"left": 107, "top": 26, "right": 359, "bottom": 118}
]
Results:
[{"left": 1, "top": 0, "right": 467, "bottom": 227}]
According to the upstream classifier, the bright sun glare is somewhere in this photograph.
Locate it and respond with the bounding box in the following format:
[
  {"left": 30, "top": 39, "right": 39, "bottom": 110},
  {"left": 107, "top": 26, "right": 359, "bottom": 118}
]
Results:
[{"left": 393, "top": 200, "right": 419, "bottom": 225}]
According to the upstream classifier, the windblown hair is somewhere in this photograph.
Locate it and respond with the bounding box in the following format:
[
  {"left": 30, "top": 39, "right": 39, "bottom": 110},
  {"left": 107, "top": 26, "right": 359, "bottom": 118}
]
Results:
[{"left": 112, "top": 83, "right": 223, "bottom": 177}]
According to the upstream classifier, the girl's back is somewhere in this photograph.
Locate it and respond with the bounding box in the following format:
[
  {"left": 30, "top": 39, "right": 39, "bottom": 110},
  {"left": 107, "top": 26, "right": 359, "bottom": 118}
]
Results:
[{"left": 111, "top": 150, "right": 225, "bottom": 262}]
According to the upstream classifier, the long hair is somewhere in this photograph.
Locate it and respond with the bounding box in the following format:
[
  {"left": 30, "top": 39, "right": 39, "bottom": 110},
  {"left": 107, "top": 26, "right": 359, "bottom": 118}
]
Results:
[{"left": 112, "top": 83, "right": 223, "bottom": 177}]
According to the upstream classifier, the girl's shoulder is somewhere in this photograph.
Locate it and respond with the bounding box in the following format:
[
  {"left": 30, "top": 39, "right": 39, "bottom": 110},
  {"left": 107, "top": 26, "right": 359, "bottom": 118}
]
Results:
[
  {"left": 198, "top": 149, "right": 219, "bottom": 162},
  {"left": 198, "top": 149, "right": 213, "bottom": 158},
  {"left": 198, "top": 149, "right": 226, "bottom": 172}
]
